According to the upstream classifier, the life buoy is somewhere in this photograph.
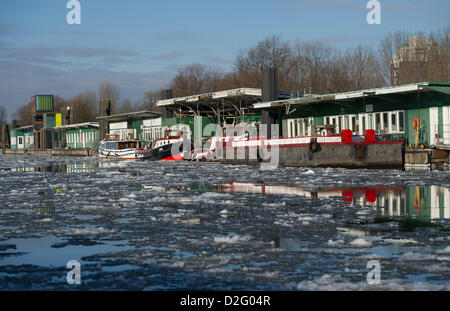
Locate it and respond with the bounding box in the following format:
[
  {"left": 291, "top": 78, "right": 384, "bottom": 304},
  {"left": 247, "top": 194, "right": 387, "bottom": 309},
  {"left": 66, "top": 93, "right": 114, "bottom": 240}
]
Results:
[{"left": 413, "top": 118, "right": 420, "bottom": 130}]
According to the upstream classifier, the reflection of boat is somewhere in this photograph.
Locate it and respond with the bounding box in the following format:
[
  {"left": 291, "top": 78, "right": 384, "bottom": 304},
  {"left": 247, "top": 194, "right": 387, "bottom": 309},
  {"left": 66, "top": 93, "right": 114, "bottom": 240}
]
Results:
[
  {"left": 216, "top": 182, "right": 450, "bottom": 220},
  {"left": 136, "top": 129, "right": 185, "bottom": 161},
  {"left": 97, "top": 134, "right": 143, "bottom": 160}
]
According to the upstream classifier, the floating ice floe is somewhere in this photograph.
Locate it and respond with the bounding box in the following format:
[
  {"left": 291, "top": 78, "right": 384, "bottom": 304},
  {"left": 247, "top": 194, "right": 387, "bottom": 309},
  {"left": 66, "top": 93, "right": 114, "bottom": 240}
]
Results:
[
  {"left": 302, "top": 170, "right": 315, "bottom": 175},
  {"left": 38, "top": 218, "right": 53, "bottom": 223},
  {"left": 437, "top": 246, "right": 450, "bottom": 255},
  {"left": 349, "top": 238, "right": 372, "bottom": 248},
  {"left": 214, "top": 234, "right": 252, "bottom": 244}
]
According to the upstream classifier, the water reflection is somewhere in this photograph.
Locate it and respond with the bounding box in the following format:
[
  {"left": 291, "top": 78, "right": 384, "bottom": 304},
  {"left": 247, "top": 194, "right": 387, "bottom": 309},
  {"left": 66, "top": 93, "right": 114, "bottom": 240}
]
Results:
[
  {"left": 216, "top": 182, "right": 450, "bottom": 220},
  {"left": 11, "top": 162, "right": 98, "bottom": 173}
]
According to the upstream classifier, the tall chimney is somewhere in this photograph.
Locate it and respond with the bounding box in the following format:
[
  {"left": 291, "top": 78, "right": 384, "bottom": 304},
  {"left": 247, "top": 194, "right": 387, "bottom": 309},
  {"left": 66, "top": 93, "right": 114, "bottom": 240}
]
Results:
[{"left": 262, "top": 68, "right": 278, "bottom": 102}]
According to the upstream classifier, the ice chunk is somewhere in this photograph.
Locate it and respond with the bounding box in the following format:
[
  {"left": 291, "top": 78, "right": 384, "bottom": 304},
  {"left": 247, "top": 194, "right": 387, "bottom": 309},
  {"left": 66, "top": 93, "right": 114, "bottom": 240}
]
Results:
[
  {"left": 350, "top": 238, "right": 372, "bottom": 248},
  {"left": 214, "top": 234, "right": 252, "bottom": 244}
]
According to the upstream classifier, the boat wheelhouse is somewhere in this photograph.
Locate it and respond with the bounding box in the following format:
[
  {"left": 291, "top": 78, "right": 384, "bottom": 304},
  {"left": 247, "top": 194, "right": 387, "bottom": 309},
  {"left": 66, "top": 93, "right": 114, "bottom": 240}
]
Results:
[{"left": 96, "top": 134, "right": 143, "bottom": 159}]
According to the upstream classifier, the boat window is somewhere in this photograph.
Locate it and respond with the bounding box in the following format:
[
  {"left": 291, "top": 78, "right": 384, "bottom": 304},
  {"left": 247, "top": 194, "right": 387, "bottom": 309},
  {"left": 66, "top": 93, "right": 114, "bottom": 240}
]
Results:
[
  {"left": 294, "top": 120, "right": 298, "bottom": 137},
  {"left": 290, "top": 121, "right": 293, "bottom": 138}
]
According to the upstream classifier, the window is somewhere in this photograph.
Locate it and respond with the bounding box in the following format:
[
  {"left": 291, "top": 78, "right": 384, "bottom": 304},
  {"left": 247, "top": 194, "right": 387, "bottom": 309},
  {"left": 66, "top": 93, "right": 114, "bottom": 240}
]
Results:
[
  {"left": 290, "top": 122, "right": 293, "bottom": 137},
  {"left": 391, "top": 113, "right": 397, "bottom": 132},
  {"left": 383, "top": 113, "right": 388, "bottom": 132},
  {"left": 375, "top": 113, "right": 381, "bottom": 132},
  {"left": 294, "top": 120, "right": 298, "bottom": 137},
  {"left": 325, "top": 117, "right": 330, "bottom": 125},
  {"left": 338, "top": 117, "right": 342, "bottom": 133},
  {"left": 362, "top": 116, "right": 366, "bottom": 132},
  {"left": 368, "top": 114, "right": 373, "bottom": 129},
  {"left": 399, "top": 111, "right": 405, "bottom": 132}
]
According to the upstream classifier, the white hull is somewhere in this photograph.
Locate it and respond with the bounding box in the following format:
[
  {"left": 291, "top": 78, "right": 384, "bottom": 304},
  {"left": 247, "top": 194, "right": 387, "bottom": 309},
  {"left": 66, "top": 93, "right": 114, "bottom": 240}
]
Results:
[{"left": 96, "top": 146, "right": 141, "bottom": 160}]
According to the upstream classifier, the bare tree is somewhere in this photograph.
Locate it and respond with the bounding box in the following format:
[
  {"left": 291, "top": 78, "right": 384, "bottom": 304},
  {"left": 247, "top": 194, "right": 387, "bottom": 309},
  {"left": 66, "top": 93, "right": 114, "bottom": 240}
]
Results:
[
  {"left": 170, "top": 64, "right": 223, "bottom": 97},
  {"left": 344, "top": 45, "right": 384, "bottom": 90},
  {"left": 12, "top": 104, "right": 32, "bottom": 126},
  {"left": 235, "top": 35, "right": 294, "bottom": 90},
  {"left": 433, "top": 25, "right": 450, "bottom": 82},
  {"left": 68, "top": 90, "right": 97, "bottom": 123},
  {"left": 378, "top": 31, "right": 409, "bottom": 84},
  {"left": 118, "top": 99, "right": 133, "bottom": 114},
  {"left": 98, "top": 81, "right": 120, "bottom": 114},
  {"left": 143, "top": 91, "right": 161, "bottom": 109}
]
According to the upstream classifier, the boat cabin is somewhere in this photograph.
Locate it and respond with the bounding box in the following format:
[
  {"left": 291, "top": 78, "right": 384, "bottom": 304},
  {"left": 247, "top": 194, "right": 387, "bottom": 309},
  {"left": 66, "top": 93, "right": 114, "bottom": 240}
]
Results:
[{"left": 103, "top": 134, "right": 141, "bottom": 150}]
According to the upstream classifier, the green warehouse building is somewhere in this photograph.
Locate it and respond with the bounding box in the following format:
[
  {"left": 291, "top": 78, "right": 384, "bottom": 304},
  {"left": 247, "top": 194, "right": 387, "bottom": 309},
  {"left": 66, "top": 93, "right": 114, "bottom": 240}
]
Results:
[
  {"left": 254, "top": 82, "right": 450, "bottom": 148},
  {"left": 10, "top": 125, "right": 34, "bottom": 150}
]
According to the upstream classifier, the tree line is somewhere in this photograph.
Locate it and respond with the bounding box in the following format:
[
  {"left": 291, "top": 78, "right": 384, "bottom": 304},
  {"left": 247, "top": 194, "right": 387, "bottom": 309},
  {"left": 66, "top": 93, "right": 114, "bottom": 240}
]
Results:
[{"left": 9, "top": 26, "right": 449, "bottom": 127}]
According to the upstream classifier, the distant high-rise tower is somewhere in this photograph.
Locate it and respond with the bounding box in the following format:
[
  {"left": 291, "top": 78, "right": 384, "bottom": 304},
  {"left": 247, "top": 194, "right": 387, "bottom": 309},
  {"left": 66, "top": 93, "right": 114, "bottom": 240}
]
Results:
[{"left": 391, "top": 36, "right": 448, "bottom": 86}]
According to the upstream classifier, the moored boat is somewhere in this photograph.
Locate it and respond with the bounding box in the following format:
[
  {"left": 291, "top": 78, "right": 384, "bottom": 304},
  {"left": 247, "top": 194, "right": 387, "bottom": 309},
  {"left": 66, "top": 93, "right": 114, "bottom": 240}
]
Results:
[
  {"left": 136, "top": 129, "right": 186, "bottom": 161},
  {"left": 96, "top": 134, "right": 144, "bottom": 160}
]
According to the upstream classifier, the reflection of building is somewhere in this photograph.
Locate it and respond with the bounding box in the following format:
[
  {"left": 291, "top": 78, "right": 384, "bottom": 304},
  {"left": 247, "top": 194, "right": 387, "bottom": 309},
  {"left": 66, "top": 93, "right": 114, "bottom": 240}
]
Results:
[
  {"left": 217, "top": 183, "right": 450, "bottom": 221},
  {"left": 10, "top": 162, "right": 98, "bottom": 173},
  {"left": 391, "top": 36, "right": 448, "bottom": 86}
]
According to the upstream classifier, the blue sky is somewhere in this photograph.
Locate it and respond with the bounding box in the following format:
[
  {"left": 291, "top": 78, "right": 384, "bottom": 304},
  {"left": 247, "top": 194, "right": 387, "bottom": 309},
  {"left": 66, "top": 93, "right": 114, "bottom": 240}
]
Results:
[{"left": 0, "top": 0, "right": 449, "bottom": 119}]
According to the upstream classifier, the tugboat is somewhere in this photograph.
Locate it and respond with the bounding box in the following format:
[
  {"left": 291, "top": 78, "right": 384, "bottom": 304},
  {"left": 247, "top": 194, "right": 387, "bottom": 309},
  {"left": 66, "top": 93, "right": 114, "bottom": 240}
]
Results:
[
  {"left": 136, "top": 129, "right": 186, "bottom": 161},
  {"left": 96, "top": 134, "right": 143, "bottom": 160}
]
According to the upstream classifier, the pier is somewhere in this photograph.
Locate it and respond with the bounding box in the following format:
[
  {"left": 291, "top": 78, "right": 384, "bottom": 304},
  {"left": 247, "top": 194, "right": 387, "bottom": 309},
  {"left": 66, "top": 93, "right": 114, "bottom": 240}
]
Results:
[{"left": 3, "top": 148, "right": 96, "bottom": 157}]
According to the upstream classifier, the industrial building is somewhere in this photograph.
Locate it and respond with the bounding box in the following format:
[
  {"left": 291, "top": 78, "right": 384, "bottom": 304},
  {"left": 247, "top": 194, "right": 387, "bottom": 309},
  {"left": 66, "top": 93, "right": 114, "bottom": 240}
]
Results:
[
  {"left": 254, "top": 82, "right": 450, "bottom": 149},
  {"left": 53, "top": 122, "right": 100, "bottom": 149},
  {"left": 97, "top": 111, "right": 162, "bottom": 147},
  {"left": 7, "top": 81, "right": 450, "bottom": 166}
]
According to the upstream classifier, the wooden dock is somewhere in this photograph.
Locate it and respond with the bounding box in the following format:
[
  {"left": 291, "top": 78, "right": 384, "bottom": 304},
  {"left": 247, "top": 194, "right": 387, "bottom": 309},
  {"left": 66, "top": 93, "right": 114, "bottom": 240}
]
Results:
[{"left": 404, "top": 148, "right": 450, "bottom": 169}]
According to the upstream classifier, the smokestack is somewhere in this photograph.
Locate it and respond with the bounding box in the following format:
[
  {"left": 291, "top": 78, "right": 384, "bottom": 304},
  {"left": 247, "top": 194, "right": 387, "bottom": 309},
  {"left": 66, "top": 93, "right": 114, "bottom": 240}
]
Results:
[
  {"left": 262, "top": 68, "right": 278, "bottom": 102},
  {"left": 161, "top": 89, "right": 173, "bottom": 100},
  {"left": 106, "top": 100, "right": 112, "bottom": 116},
  {"left": 161, "top": 89, "right": 174, "bottom": 118}
]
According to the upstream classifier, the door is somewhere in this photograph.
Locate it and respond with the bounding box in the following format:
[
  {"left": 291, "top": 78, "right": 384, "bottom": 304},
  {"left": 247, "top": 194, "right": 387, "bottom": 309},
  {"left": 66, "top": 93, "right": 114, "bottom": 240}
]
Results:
[
  {"left": 18, "top": 136, "right": 24, "bottom": 149},
  {"left": 429, "top": 107, "right": 439, "bottom": 146},
  {"left": 443, "top": 106, "right": 450, "bottom": 145}
]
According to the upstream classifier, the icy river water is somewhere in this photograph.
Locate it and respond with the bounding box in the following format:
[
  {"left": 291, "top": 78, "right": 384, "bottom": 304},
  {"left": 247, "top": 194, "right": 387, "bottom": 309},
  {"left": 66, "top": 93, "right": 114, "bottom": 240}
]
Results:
[{"left": 0, "top": 154, "right": 449, "bottom": 290}]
